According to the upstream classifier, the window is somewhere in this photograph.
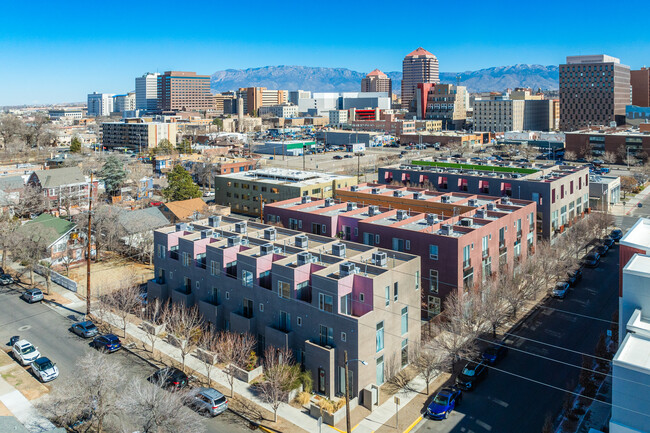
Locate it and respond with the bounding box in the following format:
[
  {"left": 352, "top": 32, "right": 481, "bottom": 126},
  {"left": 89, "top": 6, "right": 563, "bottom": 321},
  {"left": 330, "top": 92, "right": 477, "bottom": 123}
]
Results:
[
  {"left": 319, "top": 293, "right": 333, "bottom": 312},
  {"left": 359, "top": 293, "right": 365, "bottom": 303},
  {"left": 394, "top": 282, "right": 398, "bottom": 302},
  {"left": 243, "top": 298, "right": 253, "bottom": 318},
  {"left": 319, "top": 325, "right": 333, "bottom": 347},
  {"left": 225, "top": 291, "right": 230, "bottom": 300},
  {"left": 183, "top": 277, "right": 191, "bottom": 293},
  {"left": 430, "top": 270, "right": 438, "bottom": 293},
  {"left": 242, "top": 270, "right": 253, "bottom": 287},
  {"left": 341, "top": 332, "right": 347, "bottom": 342},
  {"left": 376, "top": 356, "right": 385, "bottom": 385},
  {"left": 401, "top": 339, "right": 409, "bottom": 368},
  {"left": 482, "top": 235, "right": 489, "bottom": 257},
  {"left": 225, "top": 260, "right": 237, "bottom": 277},
  {"left": 157, "top": 244, "right": 165, "bottom": 258},
  {"left": 259, "top": 270, "right": 271, "bottom": 289},
  {"left": 278, "top": 281, "right": 291, "bottom": 299},
  {"left": 405, "top": 240, "right": 410, "bottom": 250},
  {"left": 499, "top": 227, "right": 506, "bottom": 247},
  {"left": 463, "top": 245, "right": 471, "bottom": 268},
  {"left": 415, "top": 271, "right": 420, "bottom": 291},
  {"left": 279, "top": 311, "right": 290, "bottom": 332},
  {"left": 401, "top": 307, "right": 408, "bottom": 335},
  {"left": 376, "top": 321, "right": 384, "bottom": 352},
  {"left": 297, "top": 317, "right": 302, "bottom": 326},
  {"left": 428, "top": 296, "right": 441, "bottom": 318},
  {"left": 463, "top": 267, "right": 474, "bottom": 292},
  {"left": 551, "top": 188, "right": 556, "bottom": 204},
  {"left": 429, "top": 245, "right": 438, "bottom": 260},
  {"left": 259, "top": 303, "right": 264, "bottom": 312},
  {"left": 385, "top": 286, "right": 390, "bottom": 306},
  {"left": 182, "top": 252, "right": 190, "bottom": 267},
  {"left": 375, "top": 234, "right": 380, "bottom": 244},
  {"left": 340, "top": 294, "right": 352, "bottom": 315}
]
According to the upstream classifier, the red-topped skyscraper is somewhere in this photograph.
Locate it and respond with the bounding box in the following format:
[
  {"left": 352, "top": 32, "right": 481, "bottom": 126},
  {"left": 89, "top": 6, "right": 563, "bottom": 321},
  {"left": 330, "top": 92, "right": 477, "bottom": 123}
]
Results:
[
  {"left": 361, "top": 69, "right": 392, "bottom": 95},
  {"left": 401, "top": 47, "right": 439, "bottom": 110}
]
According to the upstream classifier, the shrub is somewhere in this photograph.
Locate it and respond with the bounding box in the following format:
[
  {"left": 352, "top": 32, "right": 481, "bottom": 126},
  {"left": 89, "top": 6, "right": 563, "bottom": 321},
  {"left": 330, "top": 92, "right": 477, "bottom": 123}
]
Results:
[
  {"left": 295, "top": 391, "right": 311, "bottom": 406},
  {"left": 246, "top": 351, "right": 258, "bottom": 371},
  {"left": 318, "top": 399, "right": 334, "bottom": 414}
]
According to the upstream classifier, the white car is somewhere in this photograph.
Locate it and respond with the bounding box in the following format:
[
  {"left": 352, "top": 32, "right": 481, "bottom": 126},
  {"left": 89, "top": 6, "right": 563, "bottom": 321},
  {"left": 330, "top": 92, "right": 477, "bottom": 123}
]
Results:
[
  {"left": 12, "top": 340, "right": 41, "bottom": 366},
  {"left": 31, "top": 357, "right": 59, "bottom": 382}
]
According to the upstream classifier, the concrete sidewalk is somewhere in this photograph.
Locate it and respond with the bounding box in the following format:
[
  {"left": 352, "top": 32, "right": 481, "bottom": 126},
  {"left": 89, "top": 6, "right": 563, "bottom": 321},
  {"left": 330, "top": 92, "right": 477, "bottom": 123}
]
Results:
[
  {"left": 0, "top": 376, "right": 56, "bottom": 433},
  {"left": 610, "top": 184, "right": 650, "bottom": 216}
]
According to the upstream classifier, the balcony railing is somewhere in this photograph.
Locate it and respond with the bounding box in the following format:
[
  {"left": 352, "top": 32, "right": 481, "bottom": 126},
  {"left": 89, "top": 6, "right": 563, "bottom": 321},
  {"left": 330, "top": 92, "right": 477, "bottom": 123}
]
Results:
[
  {"left": 463, "top": 259, "right": 471, "bottom": 269},
  {"left": 499, "top": 243, "right": 506, "bottom": 253},
  {"left": 170, "top": 250, "right": 179, "bottom": 260}
]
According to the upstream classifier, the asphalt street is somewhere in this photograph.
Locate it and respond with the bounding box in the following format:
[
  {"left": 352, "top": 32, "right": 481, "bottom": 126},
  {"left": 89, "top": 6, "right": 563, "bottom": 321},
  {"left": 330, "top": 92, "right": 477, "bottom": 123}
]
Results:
[
  {"left": 0, "top": 283, "right": 251, "bottom": 433},
  {"left": 415, "top": 237, "right": 624, "bottom": 433}
]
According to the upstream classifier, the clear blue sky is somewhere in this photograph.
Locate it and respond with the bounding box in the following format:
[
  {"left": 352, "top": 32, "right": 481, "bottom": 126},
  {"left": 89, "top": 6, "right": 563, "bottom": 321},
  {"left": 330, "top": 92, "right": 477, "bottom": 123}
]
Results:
[{"left": 1, "top": 0, "right": 649, "bottom": 106}]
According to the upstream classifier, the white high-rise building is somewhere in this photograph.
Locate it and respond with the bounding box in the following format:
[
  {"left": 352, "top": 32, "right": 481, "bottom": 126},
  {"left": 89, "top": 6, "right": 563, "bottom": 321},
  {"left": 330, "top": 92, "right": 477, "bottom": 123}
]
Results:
[
  {"left": 87, "top": 92, "right": 114, "bottom": 117},
  {"left": 113, "top": 92, "right": 136, "bottom": 113},
  {"left": 135, "top": 72, "right": 160, "bottom": 110}
]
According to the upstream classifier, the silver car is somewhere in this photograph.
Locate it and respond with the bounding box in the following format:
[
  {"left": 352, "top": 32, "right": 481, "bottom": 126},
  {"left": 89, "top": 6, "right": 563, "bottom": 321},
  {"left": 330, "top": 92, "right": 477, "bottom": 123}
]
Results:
[
  {"left": 191, "top": 387, "right": 228, "bottom": 416},
  {"left": 21, "top": 288, "right": 44, "bottom": 303}
]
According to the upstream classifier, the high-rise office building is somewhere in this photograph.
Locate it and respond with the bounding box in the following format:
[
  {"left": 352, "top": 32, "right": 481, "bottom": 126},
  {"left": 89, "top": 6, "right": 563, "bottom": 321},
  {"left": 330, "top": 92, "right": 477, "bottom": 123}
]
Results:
[
  {"left": 559, "top": 55, "right": 631, "bottom": 131},
  {"left": 87, "top": 92, "right": 114, "bottom": 117},
  {"left": 631, "top": 67, "right": 650, "bottom": 107},
  {"left": 361, "top": 69, "right": 392, "bottom": 95},
  {"left": 113, "top": 92, "right": 136, "bottom": 113},
  {"left": 157, "top": 71, "right": 214, "bottom": 112},
  {"left": 236, "top": 87, "right": 288, "bottom": 115},
  {"left": 135, "top": 72, "right": 160, "bottom": 110},
  {"left": 401, "top": 47, "right": 439, "bottom": 111}
]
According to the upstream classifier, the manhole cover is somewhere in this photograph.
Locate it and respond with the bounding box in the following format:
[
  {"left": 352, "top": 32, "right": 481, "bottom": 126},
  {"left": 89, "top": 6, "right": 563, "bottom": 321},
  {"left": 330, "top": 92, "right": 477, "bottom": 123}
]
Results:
[{"left": 18, "top": 325, "right": 31, "bottom": 331}]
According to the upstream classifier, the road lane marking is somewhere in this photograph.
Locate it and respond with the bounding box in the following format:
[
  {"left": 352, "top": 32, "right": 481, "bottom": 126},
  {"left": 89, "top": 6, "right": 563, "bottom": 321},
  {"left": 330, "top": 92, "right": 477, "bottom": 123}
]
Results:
[
  {"left": 476, "top": 419, "right": 492, "bottom": 431},
  {"left": 488, "top": 397, "right": 509, "bottom": 408}
]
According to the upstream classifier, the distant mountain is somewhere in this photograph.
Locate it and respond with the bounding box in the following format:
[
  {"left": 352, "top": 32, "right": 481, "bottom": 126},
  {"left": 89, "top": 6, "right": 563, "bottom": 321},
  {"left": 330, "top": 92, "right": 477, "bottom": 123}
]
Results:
[{"left": 210, "top": 64, "right": 559, "bottom": 94}]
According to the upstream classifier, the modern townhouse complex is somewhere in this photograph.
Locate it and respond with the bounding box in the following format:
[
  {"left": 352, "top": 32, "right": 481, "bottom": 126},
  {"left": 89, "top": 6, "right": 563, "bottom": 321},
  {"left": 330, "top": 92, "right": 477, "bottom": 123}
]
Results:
[
  {"left": 148, "top": 216, "right": 421, "bottom": 399},
  {"left": 264, "top": 189, "right": 536, "bottom": 318},
  {"left": 377, "top": 161, "right": 591, "bottom": 240}
]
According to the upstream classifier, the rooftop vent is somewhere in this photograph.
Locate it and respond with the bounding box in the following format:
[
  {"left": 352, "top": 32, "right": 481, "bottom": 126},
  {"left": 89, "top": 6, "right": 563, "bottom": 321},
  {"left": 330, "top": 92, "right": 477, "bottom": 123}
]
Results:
[
  {"left": 235, "top": 221, "right": 247, "bottom": 234},
  {"left": 264, "top": 227, "right": 277, "bottom": 241},
  {"left": 332, "top": 243, "right": 346, "bottom": 257},
  {"left": 460, "top": 218, "right": 473, "bottom": 227},
  {"left": 412, "top": 191, "right": 423, "bottom": 200},
  {"left": 295, "top": 234, "right": 308, "bottom": 248},
  {"left": 393, "top": 190, "right": 404, "bottom": 197},
  {"left": 301, "top": 196, "right": 312, "bottom": 204},
  {"left": 372, "top": 251, "right": 387, "bottom": 267},
  {"left": 368, "top": 205, "right": 379, "bottom": 216},
  {"left": 297, "top": 251, "right": 313, "bottom": 266},
  {"left": 396, "top": 209, "right": 408, "bottom": 221},
  {"left": 440, "top": 224, "right": 454, "bottom": 236},
  {"left": 350, "top": 185, "right": 359, "bottom": 192},
  {"left": 339, "top": 262, "right": 358, "bottom": 277},
  {"left": 468, "top": 199, "right": 478, "bottom": 207},
  {"left": 487, "top": 203, "right": 496, "bottom": 211},
  {"left": 324, "top": 198, "right": 334, "bottom": 207},
  {"left": 346, "top": 202, "right": 357, "bottom": 211},
  {"left": 260, "top": 243, "right": 273, "bottom": 256},
  {"left": 227, "top": 236, "right": 241, "bottom": 247},
  {"left": 441, "top": 195, "right": 451, "bottom": 203},
  {"left": 175, "top": 223, "right": 189, "bottom": 232},
  {"left": 426, "top": 213, "right": 438, "bottom": 225},
  {"left": 371, "top": 187, "right": 381, "bottom": 194},
  {"left": 208, "top": 216, "right": 221, "bottom": 227},
  {"left": 475, "top": 209, "right": 487, "bottom": 219},
  {"left": 502, "top": 197, "right": 512, "bottom": 205},
  {"left": 200, "top": 229, "right": 213, "bottom": 239}
]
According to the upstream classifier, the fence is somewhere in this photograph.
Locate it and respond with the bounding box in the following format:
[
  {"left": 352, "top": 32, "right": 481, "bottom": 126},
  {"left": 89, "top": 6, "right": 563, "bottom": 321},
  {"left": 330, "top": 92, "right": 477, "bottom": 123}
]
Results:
[{"left": 34, "top": 265, "right": 78, "bottom": 292}]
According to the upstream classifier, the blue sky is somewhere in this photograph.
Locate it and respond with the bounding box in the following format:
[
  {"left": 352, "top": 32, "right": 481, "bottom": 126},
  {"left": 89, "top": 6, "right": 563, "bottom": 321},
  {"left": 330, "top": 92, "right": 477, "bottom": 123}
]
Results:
[{"left": 1, "top": 0, "right": 649, "bottom": 106}]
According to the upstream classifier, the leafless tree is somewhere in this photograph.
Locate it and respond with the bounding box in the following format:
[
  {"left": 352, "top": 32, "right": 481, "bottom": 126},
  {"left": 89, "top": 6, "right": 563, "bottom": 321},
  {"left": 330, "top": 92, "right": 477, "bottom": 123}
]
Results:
[
  {"left": 0, "top": 113, "right": 23, "bottom": 150},
  {"left": 75, "top": 205, "right": 125, "bottom": 261},
  {"left": 616, "top": 144, "right": 630, "bottom": 166},
  {"left": 37, "top": 351, "right": 126, "bottom": 433},
  {"left": 0, "top": 212, "right": 19, "bottom": 270},
  {"left": 413, "top": 328, "right": 448, "bottom": 394},
  {"left": 166, "top": 303, "right": 204, "bottom": 372},
  {"left": 118, "top": 377, "right": 206, "bottom": 433},
  {"left": 12, "top": 224, "right": 56, "bottom": 284},
  {"left": 196, "top": 327, "right": 219, "bottom": 386},
  {"left": 103, "top": 274, "right": 142, "bottom": 338},
  {"left": 620, "top": 176, "right": 637, "bottom": 200},
  {"left": 497, "top": 270, "right": 527, "bottom": 319},
  {"left": 216, "top": 331, "right": 256, "bottom": 397},
  {"left": 591, "top": 211, "right": 614, "bottom": 239},
  {"left": 564, "top": 150, "right": 577, "bottom": 162},
  {"left": 140, "top": 298, "right": 169, "bottom": 355},
  {"left": 14, "top": 184, "right": 48, "bottom": 218},
  {"left": 257, "top": 346, "right": 299, "bottom": 423},
  {"left": 479, "top": 278, "right": 510, "bottom": 338},
  {"left": 602, "top": 151, "right": 617, "bottom": 165}
]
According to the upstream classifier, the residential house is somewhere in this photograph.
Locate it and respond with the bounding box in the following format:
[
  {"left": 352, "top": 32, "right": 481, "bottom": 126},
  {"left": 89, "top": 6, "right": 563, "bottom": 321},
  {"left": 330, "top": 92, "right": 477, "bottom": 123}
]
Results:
[
  {"left": 20, "top": 214, "right": 85, "bottom": 268},
  {"left": 159, "top": 198, "right": 230, "bottom": 223},
  {"left": 27, "top": 167, "right": 98, "bottom": 216}
]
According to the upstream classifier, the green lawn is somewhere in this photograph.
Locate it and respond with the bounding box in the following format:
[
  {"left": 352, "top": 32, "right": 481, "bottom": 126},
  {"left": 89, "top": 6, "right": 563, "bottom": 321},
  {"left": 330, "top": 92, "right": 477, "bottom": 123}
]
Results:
[{"left": 411, "top": 160, "right": 539, "bottom": 175}]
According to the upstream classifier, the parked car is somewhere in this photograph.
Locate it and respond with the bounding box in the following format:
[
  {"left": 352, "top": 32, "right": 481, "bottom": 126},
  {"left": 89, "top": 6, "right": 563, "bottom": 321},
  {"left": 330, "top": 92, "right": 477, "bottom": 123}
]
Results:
[
  {"left": 344, "top": 154, "right": 353, "bottom": 159},
  {"left": 148, "top": 367, "right": 189, "bottom": 391},
  {"left": 31, "top": 357, "right": 59, "bottom": 382},
  {"left": 582, "top": 251, "right": 601, "bottom": 268},
  {"left": 481, "top": 343, "right": 508, "bottom": 365},
  {"left": 90, "top": 334, "right": 122, "bottom": 353},
  {"left": 0, "top": 273, "right": 15, "bottom": 286},
  {"left": 595, "top": 243, "right": 609, "bottom": 257},
  {"left": 455, "top": 361, "right": 488, "bottom": 391},
  {"left": 610, "top": 229, "right": 623, "bottom": 242},
  {"left": 333, "top": 155, "right": 343, "bottom": 160},
  {"left": 190, "top": 387, "right": 228, "bottom": 416},
  {"left": 552, "top": 281, "right": 570, "bottom": 299},
  {"left": 70, "top": 321, "right": 99, "bottom": 338},
  {"left": 567, "top": 268, "right": 583, "bottom": 286},
  {"left": 426, "top": 387, "right": 462, "bottom": 420},
  {"left": 602, "top": 236, "right": 615, "bottom": 248},
  {"left": 12, "top": 340, "right": 41, "bottom": 365},
  {"left": 21, "top": 288, "right": 44, "bottom": 303}
]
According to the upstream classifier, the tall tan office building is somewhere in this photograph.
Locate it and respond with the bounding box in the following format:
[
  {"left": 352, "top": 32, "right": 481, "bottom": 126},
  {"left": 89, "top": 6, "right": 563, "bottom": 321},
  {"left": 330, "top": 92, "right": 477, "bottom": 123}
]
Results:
[
  {"left": 361, "top": 69, "right": 392, "bottom": 95},
  {"left": 157, "top": 71, "right": 214, "bottom": 112},
  {"left": 559, "top": 55, "right": 630, "bottom": 131},
  {"left": 237, "top": 87, "right": 288, "bottom": 115},
  {"left": 401, "top": 47, "right": 439, "bottom": 110},
  {"left": 631, "top": 68, "right": 650, "bottom": 107}
]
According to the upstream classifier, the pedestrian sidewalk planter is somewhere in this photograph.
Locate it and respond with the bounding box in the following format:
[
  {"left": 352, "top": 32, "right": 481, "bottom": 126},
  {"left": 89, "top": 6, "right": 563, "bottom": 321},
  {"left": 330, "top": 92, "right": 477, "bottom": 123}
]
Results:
[
  {"left": 141, "top": 321, "right": 166, "bottom": 337},
  {"left": 232, "top": 363, "right": 264, "bottom": 383},
  {"left": 195, "top": 347, "right": 218, "bottom": 365},
  {"left": 309, "top": 396, "right": 356, "bottom": 426}
]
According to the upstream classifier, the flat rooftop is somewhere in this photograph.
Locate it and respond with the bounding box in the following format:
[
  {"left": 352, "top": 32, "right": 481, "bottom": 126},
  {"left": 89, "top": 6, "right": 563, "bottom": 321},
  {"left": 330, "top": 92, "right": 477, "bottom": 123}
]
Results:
[
  {"left": 623, "top": 253, "right": 650, "bottom": 278},
  {"left": 218, "top": 168, "right": 351, "bottom": 186},
  {"left": 615, "top": 333, "right": 650, "bottom": 372},
  {"left": 410, "top": 160, "right": 539, "bottom": 175},
  {"left": 621, "top": 218, "right": 650, "bottom": 252}
]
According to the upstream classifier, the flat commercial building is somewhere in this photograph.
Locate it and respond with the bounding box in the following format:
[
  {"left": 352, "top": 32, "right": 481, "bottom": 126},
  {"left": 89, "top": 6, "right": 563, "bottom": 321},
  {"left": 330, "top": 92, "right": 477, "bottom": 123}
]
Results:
[
  {"left": 361, "top": 69, "right": 392, "bottom": 95},
  {"left": 416, "top": 83, "right": 467, "bottom": 130},
  {"left": 559, "top": 55, "right": 631, "bottom": 130},
  {"left": 87, "top": 92, "right": 114, "bottom": 117},
  {"left": 157, "top": 71, "right": 213, "bottom": 112},
  {"left": 297, "top": 92, "right": 391, "bottom": 116},
  {"left": 237, "top": 87, "right": 288, "bottom": 116},
  {"left": 101, "top": 121, "right": 178, "bottom": 151},
  {"left": 48, "top": 109, "right": 83, "bottom": 120},
  {"left": 565, "top": 127, "right": 650, "bottom": 163},
  {"left": 113, "top": 92, "right": 136, "bottom": 113},
  {"left": 631, "top": 68, "right": 650, "bottom": 107},
  {"left": 258, "top": 103, "right": 298, "bottom": 118},
  {"left": 318, "top": 130, "right": 389, "bottom": 147},
  {"left": 329, "top": 110, "right": 348, "bottom": 126},
  {"left": 265, "top": 189, "right": 536, "bottom": 317},
  {"left": 473, "top": 99, "right": 525, "bottom": 132},
  {"left": 348, "top": 113, "right": 415, "bottom": 135},
  {"left": 401, "top": 47, "right": 439, "bottom": 110},
  {"left": 399, "top": 132, "right": 489, "bottom": 148},
  {"left": 135, "top": 73, "right": 160, "bottom": 110},
  {"left": 378, "top": 161, "right": 591, "bottom": 240},
  {"left": 589, "top": 174, "right": 621, "bottom": 212},
  {"left": 148, "top": 216, "right": 421, "bottom": 398},
  {"left": 214, "top": 169, "right": 357, "bottom": 216}
]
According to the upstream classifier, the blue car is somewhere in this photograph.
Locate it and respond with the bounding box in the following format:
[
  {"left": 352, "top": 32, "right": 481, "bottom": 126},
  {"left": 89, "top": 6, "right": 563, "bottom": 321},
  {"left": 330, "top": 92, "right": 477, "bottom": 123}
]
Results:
[
  {"left": 482, "top": 343, "right": 508, "bottom": 365},
  {"left": 426, "top": 387, "right": 462, "bottom": 420},
  {"left": 91, "top": 334, "right": 122, "bottom": 353}
]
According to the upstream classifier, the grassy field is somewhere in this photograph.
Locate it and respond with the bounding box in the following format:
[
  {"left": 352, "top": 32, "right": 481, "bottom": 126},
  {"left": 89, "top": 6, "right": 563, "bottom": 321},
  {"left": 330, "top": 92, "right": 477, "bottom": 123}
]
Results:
[{"left": 411, "top": 160, "right": 539, "bottom": 175}]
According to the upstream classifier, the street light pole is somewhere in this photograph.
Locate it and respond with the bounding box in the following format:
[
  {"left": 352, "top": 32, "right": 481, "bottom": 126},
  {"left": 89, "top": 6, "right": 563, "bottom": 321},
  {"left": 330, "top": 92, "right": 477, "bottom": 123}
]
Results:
[{"left": 344, "top": 351, "right": 368, "bottom": 433}]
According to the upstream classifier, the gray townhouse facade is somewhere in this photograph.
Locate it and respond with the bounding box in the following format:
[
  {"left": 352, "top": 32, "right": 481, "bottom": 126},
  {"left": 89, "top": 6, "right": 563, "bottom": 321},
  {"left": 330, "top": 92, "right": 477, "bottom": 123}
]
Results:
[
  {"left": 148, "top": 216, "right": 421, "bottom": 400},
  {"left": 378, "top": 162, "right": 591, "bottom": 240}
]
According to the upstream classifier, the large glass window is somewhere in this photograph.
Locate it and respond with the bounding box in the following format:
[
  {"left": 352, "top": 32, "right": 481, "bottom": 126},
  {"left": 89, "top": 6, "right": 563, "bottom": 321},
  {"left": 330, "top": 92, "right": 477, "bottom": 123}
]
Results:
[
  {"left": 278, "top": 281, "right": 291, "bottom": 299},
  {"left": 376, "top": 321, "right": 384, "bottom": 352},
  {"left": 376, "top": 356, "right": 385, "bottom": 385},
  {"left": 415, "top": 271, "right": 420, "bottom": 291},
  {"left": 319, "top": 325, "right": 333, "bottom": 347},
  {"left": 340, "top": 294, "right": 352, "bottom": 316},
  {"left": 430, "top": 270, "right": 438, "bottom": 293},
  {"left": 428, "top": 296, "right": 441, "bottom": 318},
  {"left": 319, "top": 293, "right": 333, "bottom": 312},
  {"left": 429, "top": 245, "right": 438, "bottom": 259},
  {"left": 401, "top": 339, "right": 409, "bottom": 368},
  {"left": 401, "top": 307, "right": 408, "bottom": 335},
  {"left": 385, "top": 286, "right": 390, "bottom": 306},
  {"left": 242, "top": 270, "right": 253, "bottom": 288}
]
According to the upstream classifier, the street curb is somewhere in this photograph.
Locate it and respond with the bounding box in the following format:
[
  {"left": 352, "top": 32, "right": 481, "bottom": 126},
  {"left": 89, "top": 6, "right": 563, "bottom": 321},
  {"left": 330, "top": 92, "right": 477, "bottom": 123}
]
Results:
[{"left": 403, "top": 415, "right": 423, "bottom": 433}]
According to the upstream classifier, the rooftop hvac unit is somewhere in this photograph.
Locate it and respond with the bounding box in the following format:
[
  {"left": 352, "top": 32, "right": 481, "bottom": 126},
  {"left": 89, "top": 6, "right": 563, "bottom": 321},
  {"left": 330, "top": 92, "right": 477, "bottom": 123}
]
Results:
[
  {"left": 368, "top": 205, "right": 379, "bottom": 216},
  {"left": 440, "top": 224, "right": 454, "bottom": 236},
  {"left": 426, "top": 213, "right": 438, "bottom": 225},
  {"left": 502, "top": 197, "right": 512, "bottom": 205},
  {"left": 208, "top": 216, "right": 222, "bottom": 227},
  {"left": 393, "top": 190, "right": 404, "bottom": 197},
  {"left": 297, "top": 251, "right": 312, "bottom": 266},
  {"left": 468, "top": 199, "right": 478, "bottom": 207},
  {"left": 441, "top": 195, "right": 451, "bottom": 203},
  {"left": 346, "top": 202, "right": 357, "bottom": 211},
  {"left": 260, "top": 243, "right": 273, "bottom": 256},
  {"left": 460, "top": 218, "right": 472, "bottom": 227},
  {"left": 339, "top": 262, "right": 357, "bottom": 276},
  {"left": 264, "top": 227, "right": 277, "bottom": 241},
  {"left": 396, "top": 209, "right": 408, "bottom": 221},
  {"left": 324, "top": 198, "right": 334, "bottom": 207},
  {"left": 332, "top": 243, "right": 346, "bottom": 257},
  {"left": 301, "top": 196, "right": 312, "bottom": 204},
  {"left": 475, "top": 209, "right": 487, "bottom": 219},
  {"left": 372, "top": 251, "right": 387, "bottom": 267},
  {"left": 200, "top": 229, "right": 213, "bottom": 239},
  {"left": 351, "top": 185, "right": 359, "bottom": 192},
  {"left": 175, "top": 223, "right": 189, "bottom": 232},
  {"left": 227, "top": 236, "right": 241, "bottom": 247},
  {"left": 371, "top": 187, "right": 381, "bottom": 194},
  {"left": 235, "top": 221, "right": 247, "bottom": 234},
  {"left": 487, "top": 203, "right": 496, "bottom": 211},
  {"left": 295, "top": 234, "right": 308, "bottom": 248},
  {"left": 413, "top": 192, "right": 422, "bottom": 200}
]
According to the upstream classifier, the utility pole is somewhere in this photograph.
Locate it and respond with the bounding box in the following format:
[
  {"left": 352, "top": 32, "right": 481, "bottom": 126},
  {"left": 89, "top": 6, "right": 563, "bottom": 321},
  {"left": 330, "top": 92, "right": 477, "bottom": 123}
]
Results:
[
  {"left": 344, "top": 350, "right": 351, "bottom": 433},
  {"left": 357, "top": 153, "right": 361, "bottom": 183},
  {"left": 303, "top": 145, "right": 306, "bottom": 171},
  {"left": 259, "top": 194, "right": 263, "bottom": 222},
  {"left": 86, "top": 172, "right": 93, "bottom": 317}
]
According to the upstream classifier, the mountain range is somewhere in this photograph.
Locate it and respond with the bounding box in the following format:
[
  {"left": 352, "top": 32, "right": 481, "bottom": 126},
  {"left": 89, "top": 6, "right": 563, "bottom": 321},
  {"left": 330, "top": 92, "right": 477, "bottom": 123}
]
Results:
[{"left": 210, "top": 64, "right": 559, "bottom": 94}]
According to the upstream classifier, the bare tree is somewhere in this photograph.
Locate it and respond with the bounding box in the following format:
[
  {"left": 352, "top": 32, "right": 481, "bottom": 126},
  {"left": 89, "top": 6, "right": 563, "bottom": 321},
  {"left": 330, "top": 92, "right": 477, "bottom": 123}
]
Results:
[
  {"left": 0, "top": 212, "right": 19, "bottom": 270},
  {"left": 14, "top": 184, "right": 48, "bottom": 218},
  {"left": 479, "top": 279, "right": 509, "bottom": 338},
  {"left": 104, "top": 275, "right": 142, "bottom": 338},
  {"left": 12, "top": 224, "right": 56, "bottom": 284},
  {"left": 140, "top": 298, "right": 169, "bottom": 356},
  {"left": 620, "top": 176, "right": 637, "bottom": 200},
  {"left": 591, "top": 211, "right": 614, "bottom": 239},
  {"left": 497, "top": 270, "right": 527, "bottom": 319},
  {"left": 257, "top": 346, "right": 299, "bottom": 422},
  {"left": 196, "top": 327, "right": 219, "bottom": 386},
  {"left": 75, "top": 204, "right": 125, "bottom": 261},
  {"left": 564, "top": 150, "right": 577, "bottom": 162},
  {"left": 602, "top": 151, "right": 617, "bottom": 165},
  {"left": 217, "top": 331, "right": 256, "bottom": 397},
  {"left": 37, "top": 351, "right": 126, "bottom": 433},
  {"left": 413, "top": 328, "right": 448, "bottom": 394},
  {"left": 0, "top": 114, "right": 23, "bottom": 150},
  {"left": 118, "top": 378, "right": 206, "bottom": 433},
  {"left": 166, "top": 303, "right": 204, "bottom": 372}
]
